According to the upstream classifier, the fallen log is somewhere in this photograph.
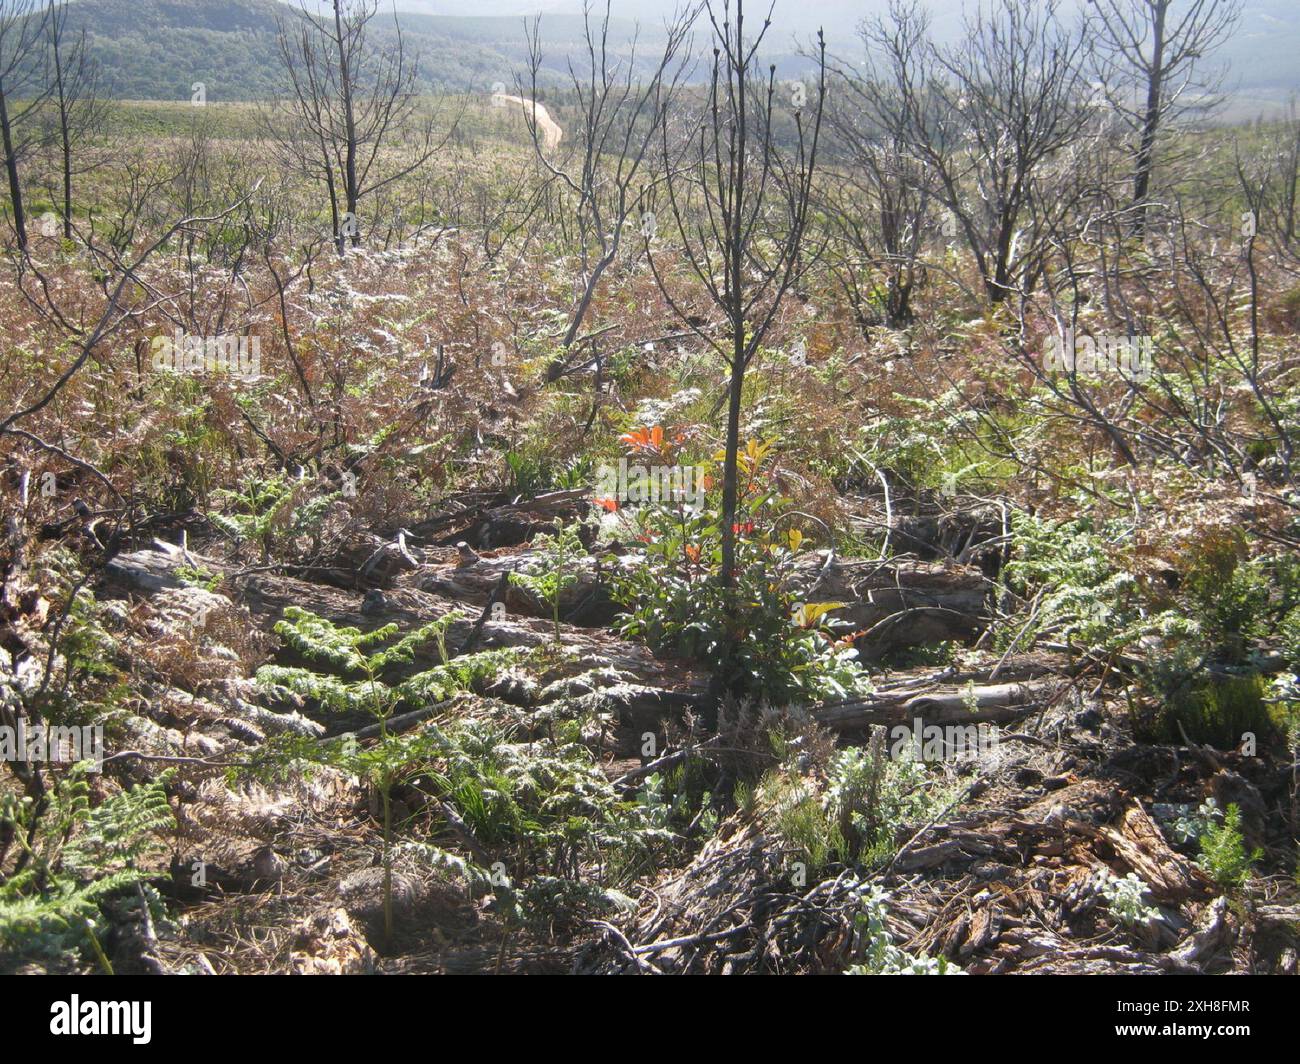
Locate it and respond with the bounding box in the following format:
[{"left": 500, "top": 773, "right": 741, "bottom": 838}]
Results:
[
  {"left": 410, "top": 488, "right": 589, "bottom": 548},
  {"left": 786, "top": 555, "right": 991, "bottom": 659},
  {"left": 1168, "top": 897, "right": 1233, "bottom": 970},
  {"left": 811, "top": 679, "right": 1056, "bottom": 734},
  {"left": 104, "top": 542, "right": 711, "bottom": 726},
  {"left": 413, "top": 548, "right": 616, "bottom": 624},
  {"left": 415, "top": 548, "right": 991, "bottom": 653},
  {"left": 106, "top": 543, "right": 1020, "bottom": 744},
  {"left": 114, "top": 532, "right": 992, "bottom": 659}
]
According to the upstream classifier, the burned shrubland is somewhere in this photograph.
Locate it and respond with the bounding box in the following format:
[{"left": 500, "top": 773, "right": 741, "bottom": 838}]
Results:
[{"left": 0, "top": 0, "right": 1297, "bottom": 980}]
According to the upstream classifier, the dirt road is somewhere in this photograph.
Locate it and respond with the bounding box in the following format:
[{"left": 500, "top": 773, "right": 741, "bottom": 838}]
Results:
[{"left": 493, "top": 93, "right": 563, "bottom": 152}]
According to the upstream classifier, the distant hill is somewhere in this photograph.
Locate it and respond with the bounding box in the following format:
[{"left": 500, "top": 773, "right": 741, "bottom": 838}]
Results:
[
  {"left": 45, "top": 0, "right": 1300, "bottom": 105},
  {"left": 56, "top": 0, "right": 618, "bottom": 101},
  {"left": 63, "top": 0, "right": 287, "bottom": 101}
]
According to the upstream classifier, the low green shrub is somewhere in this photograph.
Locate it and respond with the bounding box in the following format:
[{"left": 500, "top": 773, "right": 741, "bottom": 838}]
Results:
[
  {"left": 1198, "top": 802, "right": 1261, "bottom": 890},
  {"left": 1155, "top": 674, "right": 1277, "bottom": 751}
]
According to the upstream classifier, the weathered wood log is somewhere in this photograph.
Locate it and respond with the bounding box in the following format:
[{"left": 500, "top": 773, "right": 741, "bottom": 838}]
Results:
[
  {"left": 1096, "top": 801, "right": 1212, "bottom": 903},
  {"left": 104, "top": 543, "right": 711, "bottom": 716},
  {"left": 789, "top": 555, "right": 991, "bottom": 659},
  {"left": 1255, "top": 903, "right": 1300, "bottom": 928},
  {"left": 105, "top": 539, "right": 192, "bottom": 593},
  {"left": 105, "top": 543, "right": 1013, "bottom": 742},
  {"left": 414, "top": 548, "right": 992, "bottom": 653},
  {"left": 330, "top": 529, "right": 422, "bottom": 588},
  {"left": 1168, "top": 897, "right": 1232, "bottom": 969},
  {"left": 116, "top": 534, "right": 991, "bottom": 658},
  {"left": 412, "top": 549, "right": 616, "bottom": 623},
  {"left": 811, "top": 679, "right": 1055, "bottom": 734},
  {"left": 410, "top": 488, "right": 589, "bottom": 548}
]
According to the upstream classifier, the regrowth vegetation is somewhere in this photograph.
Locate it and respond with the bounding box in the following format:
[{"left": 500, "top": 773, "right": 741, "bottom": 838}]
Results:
[{"left": 0, "top": 0, "right": 1297, "bottom": 976}]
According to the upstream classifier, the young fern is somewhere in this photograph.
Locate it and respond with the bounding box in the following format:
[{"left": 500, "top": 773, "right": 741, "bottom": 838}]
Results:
[
  {"left": 397, "top": 647, "right": 527, "bottom": 703},
  {"left": 509, "top": 524, "right": 587, "bottom": 643},
  {"left": 1198, "top": 802, "right": 1262, "bottom": 890},
  {"left": 0, "top": 768, "right": 175, "bottom": 971},
  {"left": 252, "top": 607, "right": 493, "bottom": 948},
  {"left": 257, "top": 607, "right": 469, "bottom": 718},
  {"left": 209, "top": 475, "right": 300, "bottom": 562}
]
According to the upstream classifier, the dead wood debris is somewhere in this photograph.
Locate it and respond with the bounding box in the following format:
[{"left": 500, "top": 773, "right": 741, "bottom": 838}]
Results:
[{"left": 15, "top": 497, "right": 1288, "bottom": 976}]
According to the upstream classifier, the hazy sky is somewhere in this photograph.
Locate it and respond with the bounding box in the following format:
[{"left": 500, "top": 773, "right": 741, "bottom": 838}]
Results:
[
  {"left": 390, "top": 0, "right": 1295, "bottom": 57},
  {"left": 392, "top": 0, "right": 969, "bottom": 46},
  {"left": 304, "top": 1, "right": 1298, "bottom": 99}
]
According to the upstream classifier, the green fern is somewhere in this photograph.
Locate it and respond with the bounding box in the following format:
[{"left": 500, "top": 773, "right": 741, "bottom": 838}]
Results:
[
  {"left": 210, "top": 475, "right": 299, "bottom": 561},
  {"left": 257, "top": 607, "right": 474, "bottom": 715},
  {"left": 256, "top": 663, "right": 389, "bottom": 714},
  {"left": 509, "top": 524, "right": 587, "bottom": 643},
  {"left": 251, "top": 607, "right": 519, "bottom": 948},
  {"left": 0, "top": 768, "right": 174, "bottom": 970},
  {"left": 271, "top": 605, "right": 395, "bottom": 674},
  {"left": 398, "top": 647, "right": 527, "bottom": 703}
]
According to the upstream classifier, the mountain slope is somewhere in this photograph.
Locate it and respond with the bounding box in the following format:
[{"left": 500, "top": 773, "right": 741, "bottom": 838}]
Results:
[
  {"left": 50, "top": 0, "right": 1300, "bottom": 103},
  {"left": 59, "top": 0, "right": 571, "bottom": 100}
]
